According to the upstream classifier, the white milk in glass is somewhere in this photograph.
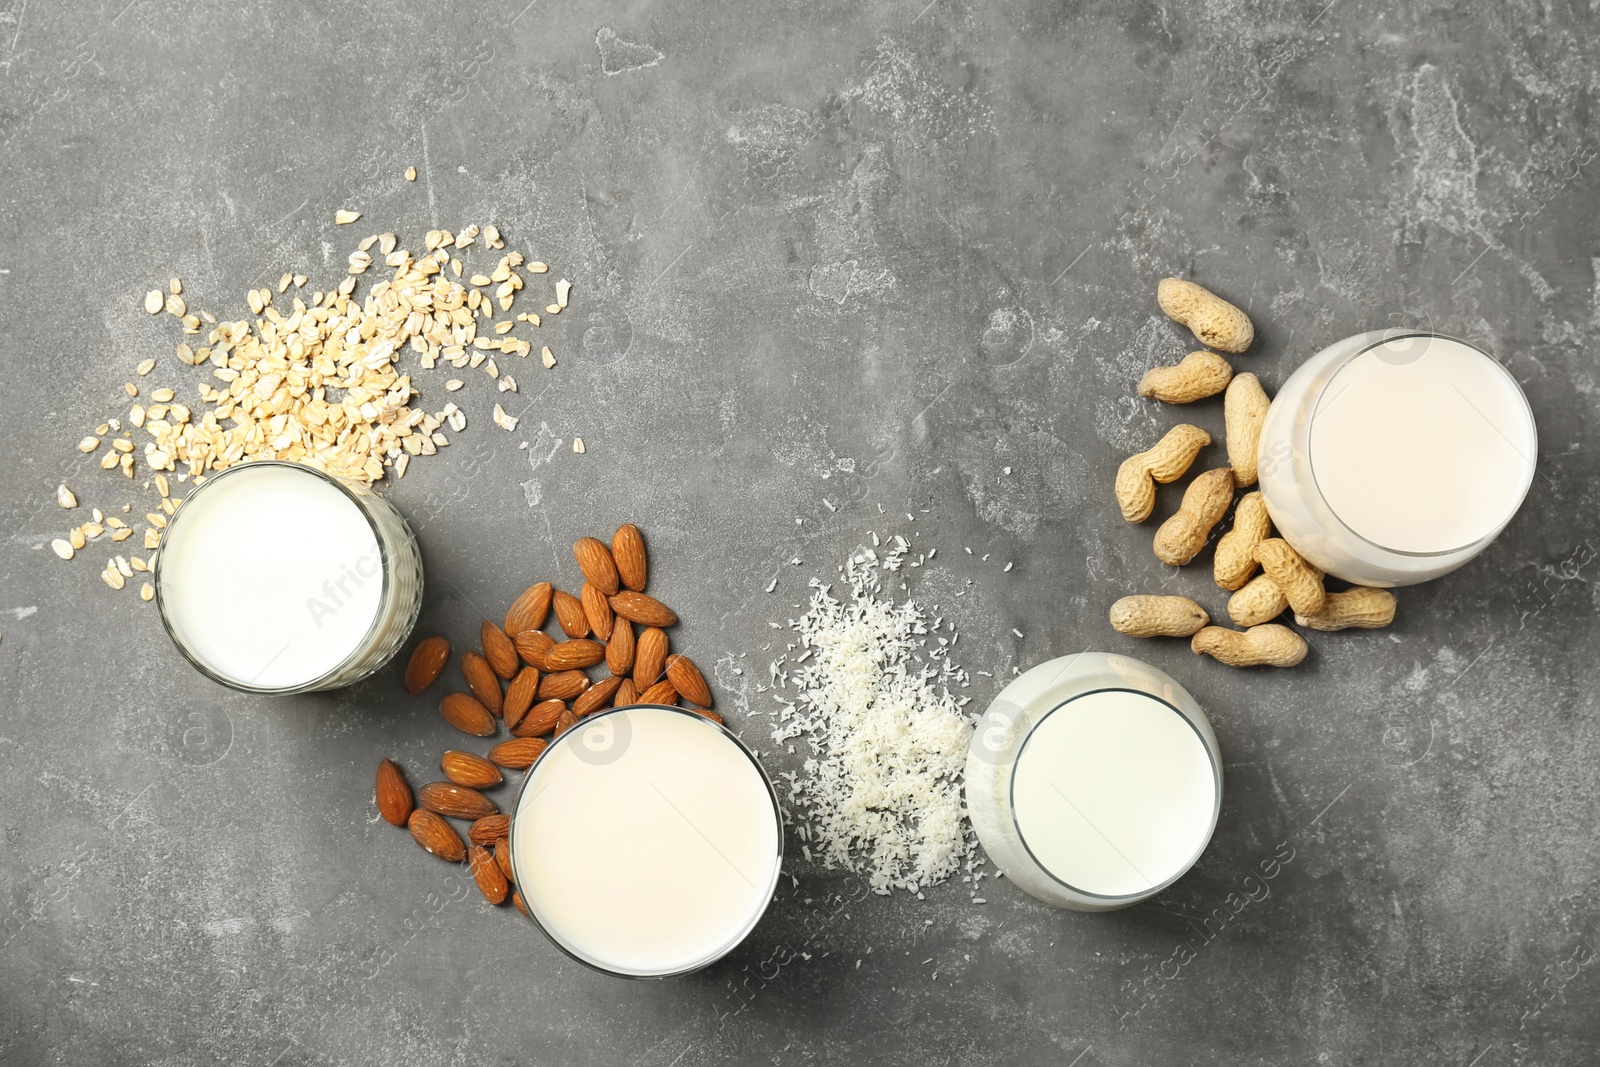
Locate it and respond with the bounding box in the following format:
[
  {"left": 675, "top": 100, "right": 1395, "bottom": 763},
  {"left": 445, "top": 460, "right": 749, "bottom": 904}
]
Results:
[
  {"left": 966, "top": 653, "right": 1221, "bottom": 911},
  {"left": 156, "top": 461, "right": 423, "bottom": 692},
  {"left": 512, "top": 705, "right": 783, "bottom": 977},
  {"left": 1257, "top": 331, "right": 1537, "bottom": 585}
]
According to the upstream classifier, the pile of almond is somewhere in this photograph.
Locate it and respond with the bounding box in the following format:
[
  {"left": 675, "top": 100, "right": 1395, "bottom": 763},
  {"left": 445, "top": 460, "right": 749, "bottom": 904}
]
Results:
[{"left": 373, "top": 524, "right": 718, "bottom": 912}]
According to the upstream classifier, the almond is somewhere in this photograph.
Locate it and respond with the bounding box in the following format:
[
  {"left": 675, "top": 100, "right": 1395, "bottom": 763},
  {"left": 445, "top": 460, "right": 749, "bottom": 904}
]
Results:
[
  {"left": 419, "top": 781, "right": 498, "bottom": 820},
  {"left": 633, "top": 626, "right": 669, "bottom": 688},
  {"left": 469, "top": 844, "right": 509, "bottom": 905},
  {"left": 512, "top": 890, "right": 529, "bottom": 916},
  {"left": 440, "top": 750, "right": 503, "bottom": 790},
  {"left": 512, "top": 699, "right": 566, "bottom": 737},
  {"left": 488, "top": 737, "right": 548, "bottom": 769},
  {"left": 574, "top": 674, "right": 624, "bottom": 715},
  {"left": 403, "top": 636, "right": 450, "bottom": 695},
  {"left": 503, "top": 667, "right": 540, "bottom": 730},
  {"left": 609, "top": 590, "right": 677, "bottom": 627},
  {"left": 544, "top": 638, "right": 605, "bottom": 671},
  {"left": 606, "top": 618, "right": 635, "bottom": 676},
  {"left": 480, "top": 621, "right": 519, "bottom": 680},
  {"left": 408, "top": 809, "right": 465, "bottom": 862},
  {"left": 581, "top": 581, "right": 615, "bottom": 640},
  {"left": 611, "top": 523, "right": 648, "bottom": 591},
  {"left": 614, "top": 677, "right": 639, "bottom": 708},
  {"left": 440, "top": 692, "right": 496, "bottom": 737},
  {"left": 554, "top": 707, "right": 578, "bottom": 737},
  {"left": 504, "top": 581, "right": 553, "bottom": 635},
  {"left": 461, "top": 652, "right": 503, "bottom": 715},
  {"left": 572, "top": 536, "right": 621, "bottom": 596},
  {"left": 665, "top": 654, "right": 712, "bottom": 708},
  {"left": 494, "top": 838, "right": 514, "bottom": 882},
  {"left": 469, "top": 813, "right": 512, "bottom": 846},
  {"left": 687, "top": 706, "right": 724, "bottom": 725},
  {"left": 513, "top": 629, "right": 555, "bottom": 670},
  {"left": 375, "top": 758, "right": 412, "bottom": 826},
  {"left": 638, "top": 680, "right": 679, "bottom": 706},
  {"left": 538, "top": 669, "right": 591, "bottom": 701},
  {"left": 552, "top": 590, "right": 589, "bottom": 638}
]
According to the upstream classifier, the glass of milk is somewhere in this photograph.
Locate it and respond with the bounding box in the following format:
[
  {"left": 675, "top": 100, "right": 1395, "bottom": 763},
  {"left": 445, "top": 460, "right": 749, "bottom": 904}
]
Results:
[
  {"left": 1257, "top": 331, "right": 1537, "bottom": 586},
  {"left": 154, "top": 461, "right": 424, "bottom": 693},
  {"left": 966, "top": 653, "right": 1222, "bottom": 912},
  {"left": 511, "top": 704, "right": 785, "bottom": 978}
]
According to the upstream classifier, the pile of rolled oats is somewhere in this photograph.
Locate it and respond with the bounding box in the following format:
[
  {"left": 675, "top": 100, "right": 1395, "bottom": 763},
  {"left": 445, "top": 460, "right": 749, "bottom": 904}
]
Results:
[{"left": 56, "top": 205, "right": 574, "bottom": 598}]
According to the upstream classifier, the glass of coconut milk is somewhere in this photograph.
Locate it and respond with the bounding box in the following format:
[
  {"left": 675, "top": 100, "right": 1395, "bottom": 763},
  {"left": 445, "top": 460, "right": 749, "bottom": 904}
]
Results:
[
  {"left": 1256, "top": 331, "right": 1537, "bottom": 586},
  {"left": 966, "top": 653, "right": 1222, "bottom": 912},
  {"left": 511, "top": 704, "right": 785, "bottom": 978},
  {"left": 154, "top": 460, "right": 424, "bottom": 693}
]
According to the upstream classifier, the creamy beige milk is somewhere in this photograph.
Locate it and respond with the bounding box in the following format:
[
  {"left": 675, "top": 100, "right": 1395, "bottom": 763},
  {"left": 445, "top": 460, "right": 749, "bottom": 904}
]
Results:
[
  {"left": 1308, "top": 336, "right": 1537, "bottom": 554},
  {"left": 513, "top": 706, "right": 782, "bottom": 976},
  {"left": 1010, "top": 689, "right": 1217, "bottom": 898},
  {"left": 157, "top": 464, "right": 383, "bottom": 688}
]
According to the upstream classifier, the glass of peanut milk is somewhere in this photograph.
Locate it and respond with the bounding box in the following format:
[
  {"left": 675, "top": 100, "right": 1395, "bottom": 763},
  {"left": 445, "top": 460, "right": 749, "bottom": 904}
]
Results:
[{"left": 1256, "top": 331, "right": 1537, "bottom": 586}]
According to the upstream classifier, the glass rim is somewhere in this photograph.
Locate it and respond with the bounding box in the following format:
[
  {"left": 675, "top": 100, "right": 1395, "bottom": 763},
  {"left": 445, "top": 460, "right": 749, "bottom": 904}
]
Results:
[
  {"left": 152, "top": 459, "right": 398, "bottom": 695},
  {"left": 1006, "top": 686, "right": 1222, "bottom": 903},
  {"left": 1305, "top": 330, "right": 1539, "bottom": 559},
  {"left": 508, "top": 703, "right": 787, "bottom": 980}
]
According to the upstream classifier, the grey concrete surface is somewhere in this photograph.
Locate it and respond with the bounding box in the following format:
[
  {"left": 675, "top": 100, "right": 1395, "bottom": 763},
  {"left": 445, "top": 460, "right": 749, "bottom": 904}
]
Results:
[{"left": 3, "top": 1, "right": 1599, "bottom": 1064}]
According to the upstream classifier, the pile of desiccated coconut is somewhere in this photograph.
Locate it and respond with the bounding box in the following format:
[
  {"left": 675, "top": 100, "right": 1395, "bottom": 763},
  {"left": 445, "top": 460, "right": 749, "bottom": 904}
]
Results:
[{"left": 767, "top": 535, "right": 983, "bottom": 897}]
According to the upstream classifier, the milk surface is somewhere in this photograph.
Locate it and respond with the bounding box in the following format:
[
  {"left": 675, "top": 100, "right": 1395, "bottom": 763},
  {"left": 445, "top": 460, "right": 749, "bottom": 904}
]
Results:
[
  {"left": 158, "top": 464, "right": 383, "bottom": 688},
  {"left": 1011, "top": 689, "right": 1217, "bottom": 898},
  {"left": 1308, "top": 336, "right": 1537, "bottom": 554},
  {"left": 514, "top": 707, "right": 781, "bottom": 975}
]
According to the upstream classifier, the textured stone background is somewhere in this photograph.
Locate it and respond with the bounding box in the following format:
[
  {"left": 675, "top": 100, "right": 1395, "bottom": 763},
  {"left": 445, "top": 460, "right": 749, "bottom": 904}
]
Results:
[{"left": 2, "top": 1, "right": 1599, "bottom": 1064}]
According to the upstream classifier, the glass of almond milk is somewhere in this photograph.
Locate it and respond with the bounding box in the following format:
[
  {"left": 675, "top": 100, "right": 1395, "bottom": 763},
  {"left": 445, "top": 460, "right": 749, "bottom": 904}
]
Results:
[
  {"left": 511, "top": 704, "right": 785, "bottom": 977},
  {"left": 1256, "top": 331, "right": 1537, "bottom": 586},
  {"left": 154, "top": 460, "right": 424, "bottom": 692},
  {"left": 966, "top": 653, "right": 1222, "bottom": 912}
]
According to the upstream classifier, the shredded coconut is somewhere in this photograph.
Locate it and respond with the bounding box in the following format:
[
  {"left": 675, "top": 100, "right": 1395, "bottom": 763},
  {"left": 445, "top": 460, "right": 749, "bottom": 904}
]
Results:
[{"left": 770, "top": 536, "right": 975, "bottom": 894}]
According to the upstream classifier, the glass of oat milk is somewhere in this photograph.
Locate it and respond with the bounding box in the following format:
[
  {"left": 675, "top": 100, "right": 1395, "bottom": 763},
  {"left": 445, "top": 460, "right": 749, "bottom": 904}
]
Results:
[
  {"left": 511, "top": 704, "right": 785, "bottom": 978},
  {"left": 154, "top": 460, "right": 424, "bottom": 693},
  {"left": 1256, "top": 331, "right": 1537, "bottom": 586},
  {"left": 966, "top": 653, "right": 1222, "bottom": 912}
]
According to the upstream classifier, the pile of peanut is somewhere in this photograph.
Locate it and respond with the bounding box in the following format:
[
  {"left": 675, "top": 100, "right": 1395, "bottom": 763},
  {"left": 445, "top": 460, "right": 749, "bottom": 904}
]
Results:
[
  {"left": 372, "top": 524, "right": 719, "bottom": 911},
  {"left": 1109, "top": 279, "right": 1396, "bottom": 668}
]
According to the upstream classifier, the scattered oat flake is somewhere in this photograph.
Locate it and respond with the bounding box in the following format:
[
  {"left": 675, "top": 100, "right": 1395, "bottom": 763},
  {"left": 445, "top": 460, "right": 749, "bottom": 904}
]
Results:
[
  {"left": 143, "top": 290, "right": 164, "bottom": 314},
  {"left": 499, "top": 376, "right": 516, "bottom": 393},
  {"left": 140, "top": 583, "right": 154, "bottom": 602},
  {"left": 135, "top": 358, "right": 156, "bottom": 376},
  {"left": 528, "top": 261, "right": 548, "bottom": 274},
  {"left": 51, "top": 539, "right": 74, "bottom": 560},
  {"left": 78, "top": 437, "right": 99, "bottom": 453},
  {"left": 541, "top": 346, "right": 556, "bottom": 369},
  {"left": 334, "top": 210, "right": 361, "bottom": 224},
  {"left": 492, "top": 404, "right": 518, "bottom": 432},
  {"left": 445, "top": 379, "right": 464, "bottom": 391},
  {"left": 405, "top": 166, "right": 417, "bottom": 181},
  {"left": 556, "top": 279, "right": 571, "bottom": 308},
  {"left": 56, "top": 485, "right": 77, "bottom": 509},
  {"left": 572, "top": 437, "right": 585, "bottom": 454}
]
